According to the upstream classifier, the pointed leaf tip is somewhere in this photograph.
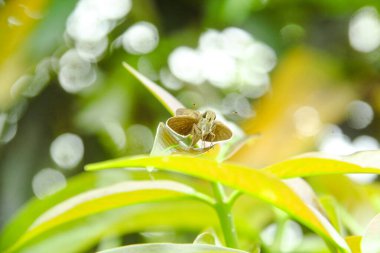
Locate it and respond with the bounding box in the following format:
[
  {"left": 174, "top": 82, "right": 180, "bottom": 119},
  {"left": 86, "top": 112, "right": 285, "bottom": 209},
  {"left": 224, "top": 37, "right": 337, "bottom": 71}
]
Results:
[{"left": 123, "top": 62, "right": 183, "bottom": 116}]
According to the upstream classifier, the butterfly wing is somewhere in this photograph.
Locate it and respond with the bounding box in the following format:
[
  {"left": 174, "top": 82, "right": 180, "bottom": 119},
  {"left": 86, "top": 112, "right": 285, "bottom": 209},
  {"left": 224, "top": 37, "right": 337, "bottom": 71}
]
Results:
[
  {"left": 175, "top": 108, "right": 201, "bottom": 118},
  {"left": 166, "top": 116, "right": 198, "bottom": 136},
  {"left": 204, "top": 121, "right": 233, "bottom": 142}
]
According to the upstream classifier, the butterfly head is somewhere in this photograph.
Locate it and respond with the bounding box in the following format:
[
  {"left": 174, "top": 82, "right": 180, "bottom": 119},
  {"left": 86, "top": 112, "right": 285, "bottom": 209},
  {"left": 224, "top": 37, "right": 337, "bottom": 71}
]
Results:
[{"left": 199, "top": 110, "right": 216, "bottom": 135}]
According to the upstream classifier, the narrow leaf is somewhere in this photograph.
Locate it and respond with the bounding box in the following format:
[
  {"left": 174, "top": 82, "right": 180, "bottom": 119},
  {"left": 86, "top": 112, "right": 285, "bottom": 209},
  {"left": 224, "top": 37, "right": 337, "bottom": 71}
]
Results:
[
  {"left": 86, "top": 155, "right": 350, "bottom": 252},
  {"left": 8, "top": 180, "right": 213, "bottom": 253},
  {"left": 16, "top": 200, "right": 219, "bottom": 253},
  {"left": 123, "top": 62, "right": 183, "bottom": 116},
  {"left": 263, "top": 151, "right": 380, "bottom": 179},
  {"left": 0, "top": 171, "right": 123, "bottom": 252},
  {"left": 98, "top": 243, "right": 248, "bottom": 253},
  {"left": 319, "top": 196, "right": 343, "bottom": 234}
]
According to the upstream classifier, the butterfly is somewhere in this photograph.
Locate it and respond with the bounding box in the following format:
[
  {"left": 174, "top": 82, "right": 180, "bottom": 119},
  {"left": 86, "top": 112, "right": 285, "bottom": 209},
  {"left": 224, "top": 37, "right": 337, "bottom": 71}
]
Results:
[{"left": 166, "top": 108, "right": 233, "bottom": 147}]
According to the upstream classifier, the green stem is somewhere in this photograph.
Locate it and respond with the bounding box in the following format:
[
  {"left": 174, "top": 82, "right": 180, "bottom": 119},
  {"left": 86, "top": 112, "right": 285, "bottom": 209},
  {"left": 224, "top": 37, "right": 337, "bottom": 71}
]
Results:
[
  {"left": 212, "top": 182, "right": 238, "bottom": 249},
  {"left": 227, "top": 190, "right": 243, "bottom": 207},
  {"left": 272, "top": 216, "right": 287, "bottom": 252}
]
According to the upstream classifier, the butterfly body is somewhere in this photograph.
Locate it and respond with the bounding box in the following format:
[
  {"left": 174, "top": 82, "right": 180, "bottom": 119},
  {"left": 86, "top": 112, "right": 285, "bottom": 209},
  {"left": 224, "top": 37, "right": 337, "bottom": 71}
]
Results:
[{"left": 166, "top": 108, "right": 232, "bottom": 147}]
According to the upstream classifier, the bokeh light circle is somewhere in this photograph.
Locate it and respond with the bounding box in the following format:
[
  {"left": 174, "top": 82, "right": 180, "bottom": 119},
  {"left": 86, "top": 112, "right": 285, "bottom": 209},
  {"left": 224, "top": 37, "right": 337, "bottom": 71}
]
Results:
[{"left": 50, "top": 133, "right": 84, "bottom": 169}]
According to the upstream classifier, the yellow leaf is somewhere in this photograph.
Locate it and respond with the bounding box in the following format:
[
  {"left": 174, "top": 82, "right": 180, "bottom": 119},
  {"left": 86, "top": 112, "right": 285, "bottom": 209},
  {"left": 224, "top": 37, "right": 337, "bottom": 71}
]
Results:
[
  {"left": 86, "top": 155, "right": 350, "bottom": 252},
  {"left": 346, "top": 236, "right": 362, "bottom": 253}
]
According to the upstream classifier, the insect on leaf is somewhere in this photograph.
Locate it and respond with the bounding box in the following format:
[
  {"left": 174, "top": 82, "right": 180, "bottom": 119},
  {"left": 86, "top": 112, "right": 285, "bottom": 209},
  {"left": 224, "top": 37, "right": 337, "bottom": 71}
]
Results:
[
  {"left": 86, "top": 155, "right": 351, "bottom": 252},
  {"left": 166, "top": 109, "right": 233, "bottom": 147},
  {"left": 166, "top": 116, "right": 198, "bottom": 137},
  {"left": 150, "top": 123, "right": 214, "bottom": 156},
  {"left": 204, "top": 121, "right": 233, "bottom": 142}
]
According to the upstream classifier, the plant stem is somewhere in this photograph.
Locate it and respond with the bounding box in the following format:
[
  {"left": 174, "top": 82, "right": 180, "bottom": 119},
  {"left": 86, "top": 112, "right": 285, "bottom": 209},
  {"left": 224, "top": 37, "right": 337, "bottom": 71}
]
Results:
[
  {"left": 212, "top": 182, "right": 238, "bottom": 248},
  {"left": 227, "top": 190, "right": 243, "bottom": 207},
  {"left": 272, "top": 215, "right": 287, "bottom": 252}
]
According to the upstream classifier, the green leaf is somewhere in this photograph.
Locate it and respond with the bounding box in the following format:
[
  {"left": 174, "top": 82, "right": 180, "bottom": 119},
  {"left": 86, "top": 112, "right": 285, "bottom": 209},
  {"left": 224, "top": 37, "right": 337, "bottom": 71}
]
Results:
[
  {"left": 361, "top": 213, "right": 380, "bottom": 253},
  {"left": 193, "top": 231, "right": 220, "bottom": 246},
  {"left": 97, "top": 243, "right": 248, "bottom": 253},
  {"left": 16, "top": 200, "right": 219, "bottom": 253},
  {"left": 263, "top": 151, "right": 380, "bottom": 179},
  {"left": 86, "top": 155, "right": 350, "bottom": 252},
  {"left": 0, "top": 171, "right": 130, "bottom": 252},
  {"left": 123, "top": 62, "right": 183, "bottom": 116},
  {"left": 319, "top": 196, "right": 343, "bottom": 234},
  {"left": 307, "top": 175, "right": 371, "bottom": 235},
  {"left": 7, "top": 180, "right": 213, "bottom": 253}
]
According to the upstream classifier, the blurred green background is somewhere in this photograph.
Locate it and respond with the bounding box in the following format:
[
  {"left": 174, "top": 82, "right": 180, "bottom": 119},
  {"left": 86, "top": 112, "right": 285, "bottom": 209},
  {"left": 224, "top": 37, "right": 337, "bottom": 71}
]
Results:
[{"left": 0, "top": 0, "right": 380, "bottom": 252}]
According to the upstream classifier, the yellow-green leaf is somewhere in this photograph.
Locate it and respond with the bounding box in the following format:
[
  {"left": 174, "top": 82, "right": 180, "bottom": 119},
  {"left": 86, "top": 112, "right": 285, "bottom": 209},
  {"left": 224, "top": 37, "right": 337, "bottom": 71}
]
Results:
[
  {"left": 7, "top": 180, "right": 213, "bottom": 253},
  {"left": 86, "top": 155, "right": 350, "bottom": 252},
  {"left": 263, "top": 151, "right": 380, "bottom": 179},
  {"left": 0, "top": 171, "right": 128, "bottom": 252},
  {"left": 319, "top": 196, "right": 343, "bottom": 234},
  {"left": 16, "top": 200, "right": 220, "bottom": 253},
  {"left": 123, "top": 62, "right": 183, "bottom": 116},
  {"left": 98, "top": 243, "right": 248, "bottom": 253}
]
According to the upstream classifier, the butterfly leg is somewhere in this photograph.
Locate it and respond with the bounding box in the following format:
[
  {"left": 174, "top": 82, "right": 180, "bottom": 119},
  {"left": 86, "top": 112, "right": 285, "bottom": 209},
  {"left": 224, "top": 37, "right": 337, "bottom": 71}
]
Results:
[
  {"left": 209, "top": 132, "right": 216, "bottom": 142},
  {"left": 205, "top": 132, "right": 215, "bottom": 148},
  {"left": 190, "top": 124, "right": 201, "bottom": 147}
]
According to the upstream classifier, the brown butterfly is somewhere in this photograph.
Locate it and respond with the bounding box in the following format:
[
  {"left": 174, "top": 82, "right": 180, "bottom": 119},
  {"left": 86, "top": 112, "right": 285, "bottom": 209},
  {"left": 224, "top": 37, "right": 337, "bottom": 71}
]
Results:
[{"left": 166, "top": 108, "right": 233, "bottom": 147}]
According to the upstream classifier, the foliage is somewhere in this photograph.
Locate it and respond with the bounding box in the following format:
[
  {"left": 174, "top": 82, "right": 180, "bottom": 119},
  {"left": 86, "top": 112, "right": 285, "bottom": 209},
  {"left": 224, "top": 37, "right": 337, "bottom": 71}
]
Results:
[{"left": 1, "top": 1, "right": 380, "bottom": 253}]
